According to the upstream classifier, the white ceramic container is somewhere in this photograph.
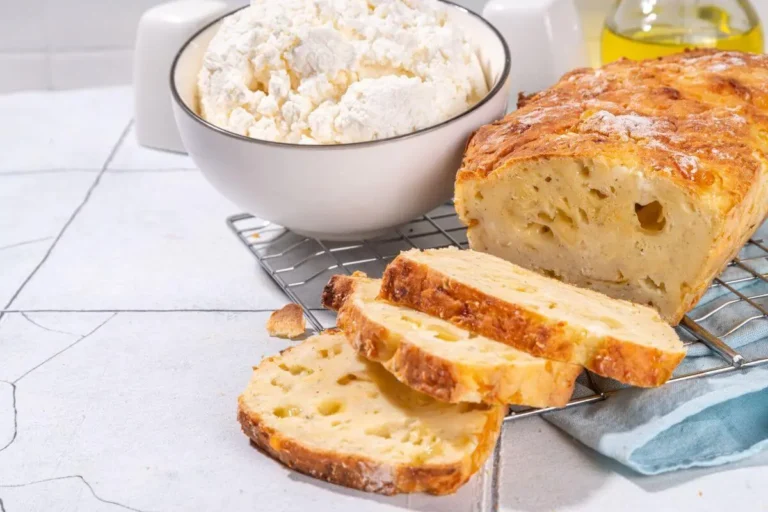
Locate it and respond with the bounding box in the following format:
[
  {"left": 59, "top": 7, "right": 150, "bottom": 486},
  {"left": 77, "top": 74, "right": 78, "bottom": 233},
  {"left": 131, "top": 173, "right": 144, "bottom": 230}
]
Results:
[
  {"left": 135, "top": 0, "right": 230, "bottom": 153},
  {"left": 170, "top": 3, "right": 511, "bottom": 240},
  {"left": 483, "top": 0, "right": 587, "bottom": 103}
]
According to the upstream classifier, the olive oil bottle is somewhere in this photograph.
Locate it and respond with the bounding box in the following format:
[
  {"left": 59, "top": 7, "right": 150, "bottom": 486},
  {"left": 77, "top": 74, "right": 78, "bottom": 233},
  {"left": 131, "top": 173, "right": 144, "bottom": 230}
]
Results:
[{"left": 601, "top": 0, "right": 764, "bottom": 64}]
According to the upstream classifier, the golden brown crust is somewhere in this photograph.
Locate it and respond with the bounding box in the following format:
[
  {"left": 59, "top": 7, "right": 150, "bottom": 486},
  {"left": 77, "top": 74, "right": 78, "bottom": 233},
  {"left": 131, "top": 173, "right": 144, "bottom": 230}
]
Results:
[
  {"left": 380, "top": 256, "right": 684, "bottom": 387},
  {"left": 326, "top": 274, "right": 581, "bottom": 406},
  {"left": 459, "top": 50, "right": 768, "bottom": 215},
  {"left": 324, "top": 274, "right": 462, "bottom": 401},
  {"left": 322, "top": 271, "right": 370, "bottom": 311},
  {"left": 238, "top": 402, "right": 399, "bottom": 494},
  {"left": 379, "top": 258, "right": 572, "bottom": 360},
  {"left": 388, "top": 343, "right": 463, "bottom": 404},
  {"left": 321, "top": 275, "right": 357, "bottom": 312},
  {"left": 592, "top": 337, "right": 684, "bottom": 386},
  {"left": 266, "top": 304, "right": 306, "bottom": 339},
  {"left": 340, "top": 299, "right": 463, "bottom": 403},
  {"left": 237, "top": 396, "right": 503, "bottom": 496}
]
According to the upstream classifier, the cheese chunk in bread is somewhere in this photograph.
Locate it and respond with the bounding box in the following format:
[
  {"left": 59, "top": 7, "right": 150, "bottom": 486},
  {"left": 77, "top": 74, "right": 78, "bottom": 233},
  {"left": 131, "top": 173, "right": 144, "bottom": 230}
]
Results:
[
  {"left": 238, "top": 331, "right": 504, "bottom": 495},
  {"left": 456, "top": 50, "right": 768, "bottom": 324},
  {"left": 322, "top": 274, "right": 582, "bottom": 406},
  {"left": 380, "top": 248, "right": 686, "bottom": 387}
]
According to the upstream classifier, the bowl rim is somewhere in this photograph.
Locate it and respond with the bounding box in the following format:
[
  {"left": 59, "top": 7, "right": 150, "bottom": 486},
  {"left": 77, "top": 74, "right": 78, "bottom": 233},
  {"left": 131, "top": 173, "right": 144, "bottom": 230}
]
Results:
[{"left": 169, "top": 0, "right": 512, "bottom": 151}]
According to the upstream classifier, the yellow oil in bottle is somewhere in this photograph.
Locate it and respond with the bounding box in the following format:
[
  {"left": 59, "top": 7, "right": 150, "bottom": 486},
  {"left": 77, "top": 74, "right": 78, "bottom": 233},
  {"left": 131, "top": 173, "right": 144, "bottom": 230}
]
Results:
[{"left": 601, "top": 5, "right": 764, "bottom": 64}]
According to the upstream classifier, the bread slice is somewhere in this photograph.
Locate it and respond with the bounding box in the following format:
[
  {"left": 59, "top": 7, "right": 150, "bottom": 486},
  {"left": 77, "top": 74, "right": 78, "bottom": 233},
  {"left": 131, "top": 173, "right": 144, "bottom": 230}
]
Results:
[
  {"left": 322, "top": 274, "right": 582, "bottom": 407},
  {"left": 238, "top": 330, "right": 505, "bottom": 496},
  {"left": 379, "top": 248, "right": 686, "bottom": 387}
]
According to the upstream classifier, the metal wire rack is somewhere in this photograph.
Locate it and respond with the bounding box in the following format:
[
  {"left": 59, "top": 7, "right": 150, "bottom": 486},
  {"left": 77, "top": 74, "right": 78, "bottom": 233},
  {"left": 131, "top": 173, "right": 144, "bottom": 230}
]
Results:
[{"left": 227, "top": 204, "right": 768, "bottom": 422}]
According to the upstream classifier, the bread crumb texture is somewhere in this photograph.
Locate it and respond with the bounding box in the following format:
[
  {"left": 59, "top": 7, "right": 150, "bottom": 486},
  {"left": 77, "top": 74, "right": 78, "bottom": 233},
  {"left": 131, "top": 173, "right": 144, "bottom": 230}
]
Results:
[
  {"left": 323, "top": 273, "right": 581, "bottom": 406},
  {"left": 238, "top": 331, "right": 504, "bottom": 495},
  {"left": 461, "top": 50, "right": 768, "bottom": 206},
  {"left": 380, "top": 248, "right": 686, "bottom": 387}
]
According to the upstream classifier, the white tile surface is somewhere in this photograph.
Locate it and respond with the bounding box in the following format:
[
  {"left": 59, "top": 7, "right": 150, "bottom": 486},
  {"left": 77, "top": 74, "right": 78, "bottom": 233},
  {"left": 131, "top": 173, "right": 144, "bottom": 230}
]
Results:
[
  {"left": 12, "top": 171, "right": 286, "bottom": 311},
  {"left": 0, "top": 171, "right": 98, "bottom": 307},
  {"left": 0, "top": 313, "right": 113, "bottom": 382},
  {"left": 497, "top": 417, "right": 768, "bottom": 511},
  {"left": 0, "top": 476, "right": 124, "bottom": 512},
  {"left": 0, "top": 54, "right": 49, "bottom": 93},
  {"left": 109, "top": 125, "right": 195, "bottom": 170},
  {"left": 0, "top": 242, "right": 51, "bottom": 313},
  {"left": 0, "top": 87, "right": 132, "bottom": 172},
  {"left": 0, "top": 3, "right": 46, "bottom": 51},
  {"left": 0, "top": 379, "right": 13, "bottom": 451},
  {"left": 0, "top": 312, "right": 485, "bottom": 512},
  {"left": 50, "top": 50, "right": 133, "bottom": 90},
  {"left": 0, "top": 171, "right": 97, "bottom": 249}
]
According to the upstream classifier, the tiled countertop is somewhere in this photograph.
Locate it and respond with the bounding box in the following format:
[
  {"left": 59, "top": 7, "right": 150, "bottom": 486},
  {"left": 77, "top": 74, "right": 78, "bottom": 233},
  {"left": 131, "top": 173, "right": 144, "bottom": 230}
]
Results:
[{"left": 1, "top": 87, "right": 767, "bottom": 512}]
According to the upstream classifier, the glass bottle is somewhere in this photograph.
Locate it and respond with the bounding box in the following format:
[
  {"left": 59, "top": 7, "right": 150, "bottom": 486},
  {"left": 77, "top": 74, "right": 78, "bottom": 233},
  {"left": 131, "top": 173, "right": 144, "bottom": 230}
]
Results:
[{"left": 601, "top": 0, "right": 763, "bottom": 64}]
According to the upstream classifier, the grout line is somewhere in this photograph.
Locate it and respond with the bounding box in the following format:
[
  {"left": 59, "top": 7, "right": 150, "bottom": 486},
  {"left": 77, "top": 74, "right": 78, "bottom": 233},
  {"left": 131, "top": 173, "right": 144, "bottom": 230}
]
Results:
[
  {"left": 0, "top": 169, "right": 101, "bottom": 176},
  {"left": 0, "top": 49, "right": 48, "bottom": 55},
  {"left": 0, "top": 121, "right": 133, "bottom": 321},
  {"left": 13, "top": 313, "right": 117, "bottom": 385},
  {"left": 0, "top": 238, "right": 52, "bottom": 252},
  {"left": 0, "top": 170, "right": 197, "bottom": 178},
  {"left": 0, "top": 315, "right": 115, "bottom": 457},
  {"left": 44, "top": 47, "right": 53, "bottom": 90},
  {"left": 0, "top": 382, "right": 17, "bottom": 454},
  {"left": 20, "top": 312, "right": 77, "bottom": 336},
  {"left": 0, "top": 47, "right": 135, "bottom": 56},
  {"left": 106, "top": 168, "right": 199, "bottom": 173},
  {"left": 0, "top": 475, "right": 149, "bottom": 512}
]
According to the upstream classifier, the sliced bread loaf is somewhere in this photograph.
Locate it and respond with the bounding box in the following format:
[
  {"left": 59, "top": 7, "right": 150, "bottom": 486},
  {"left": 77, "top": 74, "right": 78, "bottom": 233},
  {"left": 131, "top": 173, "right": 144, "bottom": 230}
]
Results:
[
  {"left": 322, "top": 274, "right": 582, "bottom": 407},
  {"left": 379, "top": 248, "right": 686, "bottom": 387},
  {"left": 238, "top": 330, "right": 505, "bottom": 496},
  {"left": 455, "top": 50, "right": 768, "bottom": 325}
]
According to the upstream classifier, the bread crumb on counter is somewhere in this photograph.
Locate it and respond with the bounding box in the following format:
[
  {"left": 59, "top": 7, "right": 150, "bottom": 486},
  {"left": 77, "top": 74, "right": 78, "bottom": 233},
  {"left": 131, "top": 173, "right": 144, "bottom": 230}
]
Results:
[{"left": 266, "top": 304, "right": 306, "bottom": 339}]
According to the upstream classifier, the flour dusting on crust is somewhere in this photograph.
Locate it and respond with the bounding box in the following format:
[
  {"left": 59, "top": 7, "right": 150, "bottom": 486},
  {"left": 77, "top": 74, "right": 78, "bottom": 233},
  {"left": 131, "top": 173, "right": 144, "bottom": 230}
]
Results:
[{"left": 198, "top": 0, "right": 488, "bottom": 144}]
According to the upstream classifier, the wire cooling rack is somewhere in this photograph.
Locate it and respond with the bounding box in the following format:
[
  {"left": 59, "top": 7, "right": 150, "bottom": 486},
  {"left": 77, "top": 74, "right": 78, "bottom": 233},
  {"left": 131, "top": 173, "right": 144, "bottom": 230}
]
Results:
[{"left": 227, "top": 204, "right": 768, "bottom": 422}]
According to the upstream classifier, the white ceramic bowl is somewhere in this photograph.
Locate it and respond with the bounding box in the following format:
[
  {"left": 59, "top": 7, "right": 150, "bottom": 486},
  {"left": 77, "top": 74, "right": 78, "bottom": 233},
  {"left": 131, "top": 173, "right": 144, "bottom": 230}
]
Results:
[{"left": 171, "top": 2, "right": 511, "bottom": 240}]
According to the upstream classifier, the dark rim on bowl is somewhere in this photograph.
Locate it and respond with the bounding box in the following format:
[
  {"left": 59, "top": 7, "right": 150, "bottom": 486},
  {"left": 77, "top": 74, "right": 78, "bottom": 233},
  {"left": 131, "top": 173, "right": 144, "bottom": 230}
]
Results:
[{"left": 170, "top": 1, "right": 512, "bottom": 150}]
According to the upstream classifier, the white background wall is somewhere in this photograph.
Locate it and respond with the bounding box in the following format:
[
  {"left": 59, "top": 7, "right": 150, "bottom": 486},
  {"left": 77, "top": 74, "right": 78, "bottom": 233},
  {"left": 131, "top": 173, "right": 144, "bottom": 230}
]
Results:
[
  {"left": 0, "top": 0, "right": 610, "bottom": 93},
  {"left": 0, "top": 0, "right": 246, "bottom": 92},
  {"left": 0, "top": 0, "right": 491, "bottom": 93},
  {"left": 1, "top": 0, "right": 764, "bottom": 93}
]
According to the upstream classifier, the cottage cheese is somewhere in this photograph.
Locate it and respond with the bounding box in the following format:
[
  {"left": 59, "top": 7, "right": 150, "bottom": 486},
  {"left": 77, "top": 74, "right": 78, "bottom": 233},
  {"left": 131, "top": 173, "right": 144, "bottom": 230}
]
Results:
[{"left": 197, "top": 0, "right": 489, "bottom": 144}]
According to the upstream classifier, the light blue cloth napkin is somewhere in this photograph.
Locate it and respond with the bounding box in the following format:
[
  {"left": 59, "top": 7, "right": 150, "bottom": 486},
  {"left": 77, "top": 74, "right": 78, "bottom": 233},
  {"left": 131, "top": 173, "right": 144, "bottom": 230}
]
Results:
[{"left": 544, "top": 230, "right": 768, "bottom": 475}]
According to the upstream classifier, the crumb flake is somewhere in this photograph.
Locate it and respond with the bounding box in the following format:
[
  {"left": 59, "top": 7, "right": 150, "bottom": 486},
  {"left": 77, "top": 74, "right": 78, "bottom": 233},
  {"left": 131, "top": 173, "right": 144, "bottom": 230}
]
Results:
[{"left": 266, "top": 304, "right": 307, "bottom": 339}]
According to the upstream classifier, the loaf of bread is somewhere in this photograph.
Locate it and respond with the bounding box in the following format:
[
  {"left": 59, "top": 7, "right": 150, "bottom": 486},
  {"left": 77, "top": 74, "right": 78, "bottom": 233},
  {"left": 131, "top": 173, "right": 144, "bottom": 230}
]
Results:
[
  {"left": 455, "top": 50, "right": 768, "bottom": 324},
  {"left": 238, "top": 331, "right": 505, "bottom": 495},
  {"left": 322, "top": 274, "right": 582, "bottom": 406},
  {"left": 380, "top": 248, "right": 686, "bottom": 387}
]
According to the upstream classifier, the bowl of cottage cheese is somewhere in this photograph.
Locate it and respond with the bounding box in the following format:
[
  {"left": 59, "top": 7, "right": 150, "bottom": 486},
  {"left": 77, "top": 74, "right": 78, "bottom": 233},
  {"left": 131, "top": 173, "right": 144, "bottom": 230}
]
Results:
[{"left": 171, "top": 0, "right": 510, "bottom": 240}]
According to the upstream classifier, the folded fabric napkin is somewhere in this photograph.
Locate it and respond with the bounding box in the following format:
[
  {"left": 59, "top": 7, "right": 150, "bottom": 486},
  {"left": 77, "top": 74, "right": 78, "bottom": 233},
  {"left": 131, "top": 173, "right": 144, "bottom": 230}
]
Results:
[{"left": 544, "top": 235, "right": 768, "bottom": 475}]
